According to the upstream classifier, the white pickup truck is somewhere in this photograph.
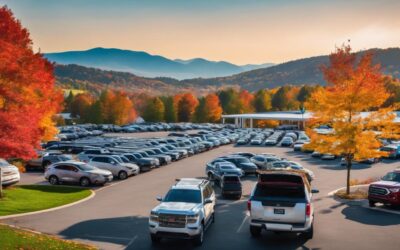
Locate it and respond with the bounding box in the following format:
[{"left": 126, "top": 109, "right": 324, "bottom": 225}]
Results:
[
  {"left": 149, "top": 178, "right": 216, "bottom": 246},
  {"left": 248, "top": 171, "right": 318, "bottom": 239}
]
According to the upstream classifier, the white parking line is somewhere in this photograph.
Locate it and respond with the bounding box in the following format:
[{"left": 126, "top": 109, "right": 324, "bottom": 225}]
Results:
[
  {"left": 124, "top": 235, "right": 138, "bottom": 249},
  {"left": 236, "top": 213, "right": 249, "bottom": 233},
  {"left": 85, "top": 235, "right": 133, "bottom": 241}
]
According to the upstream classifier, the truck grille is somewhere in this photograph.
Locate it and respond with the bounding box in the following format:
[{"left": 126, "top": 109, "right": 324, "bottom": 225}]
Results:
[
  {"left": 2, "top": 171, "right": 16, "bottom": 177},
  {"left": 369, "top": 186, "right": 389, "bottom": 196},
  {"left": 159, "top": 213, "right": 186, "bottom": 228}
]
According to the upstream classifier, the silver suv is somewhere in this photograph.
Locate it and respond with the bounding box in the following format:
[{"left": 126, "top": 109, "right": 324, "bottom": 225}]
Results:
[
  {"left": 89, "top": 155, "right": 139, "bottom": 179},
  {"left": 45, "top": 161, "right": 113, "bottom": 186},
  {"left": 248, "top": 171, "right": 318, "bottom": 239},
  {"left": 149, "top": 178, "right": 216, "bottom": 246}
]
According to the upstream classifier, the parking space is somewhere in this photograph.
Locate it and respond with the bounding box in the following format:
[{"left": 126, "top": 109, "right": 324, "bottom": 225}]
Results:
[{"left": 4, "top": 143, "right": 400, "bottom": 250}]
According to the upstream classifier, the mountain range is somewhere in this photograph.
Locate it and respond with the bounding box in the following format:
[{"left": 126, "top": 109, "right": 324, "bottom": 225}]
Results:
[
  {"left": 45, "top": 48, "right": 274, "bottom": 79},
  {"left": 52, "top": 47, "right": 400, "bottom": 95}
]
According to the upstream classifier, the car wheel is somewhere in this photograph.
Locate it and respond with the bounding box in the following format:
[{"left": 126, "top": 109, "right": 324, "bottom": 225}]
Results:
[
  {"left": 207, "top": 172, "right": 214, "bottom": 181},
  {"left": 250, "top": 226, "right": 261, "bottom": 237},
  {"left": 80, "top": 177, "right": 90, "bottom": 187},
  {"left": 369, "top": 200, "right": 376, "bottom": 207},
  {"left": 118, "top": 171, "right": 128, "bottom": 180},
  {"left": 193, "top": 223, "right": 204, "bottom": 246},
  {"left": 49, "top": 175, "right": 59, "bottom": 185},
  {"left": 150, "top": 234, "right": 160, "bottom": 244},
  {"left": 303, "top": 223, "right": 314, "bottom": 239}
]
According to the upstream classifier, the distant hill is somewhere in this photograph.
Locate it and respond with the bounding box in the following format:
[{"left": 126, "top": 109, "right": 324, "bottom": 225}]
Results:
[
  {"left": 179, "top": 48, "right": 400, "bottom": 91},
  {"left": 45, "top": 48, "right": 273, "bottom": 79},
  {"left": 53, "top": 48, "right": 400, "bottom": 95},
  {"left": 54, "top": 64, "right": 226, "bottom": 96}
]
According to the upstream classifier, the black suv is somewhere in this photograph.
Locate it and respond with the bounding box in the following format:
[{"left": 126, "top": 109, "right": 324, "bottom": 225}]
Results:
[{"left": 221, "top": 175, "right": 242, "bottom": 199}]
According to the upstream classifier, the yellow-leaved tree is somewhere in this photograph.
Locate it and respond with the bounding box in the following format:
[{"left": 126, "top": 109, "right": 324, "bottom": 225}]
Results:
[{"left": 305, "top": 45, "right": 399, "bottom": 194}]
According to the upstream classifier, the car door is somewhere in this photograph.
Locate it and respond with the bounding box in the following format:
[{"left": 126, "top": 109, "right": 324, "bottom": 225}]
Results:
[
  {"left": 66, "top": 165, "right": 81, "bottom": 183},
  {"left": 54, "top": 165, "right": 70, "bottom": 182},
  {"left": 202, "top": 186, "right": 212, "bottom": 223},
  {"left": 204, "top": 183, "right": 215, "bottom": 223}
]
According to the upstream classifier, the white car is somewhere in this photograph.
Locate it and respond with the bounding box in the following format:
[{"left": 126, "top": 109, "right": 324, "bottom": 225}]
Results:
[
  {"left": 0, "top": 159, "right": 20, "bottom": 186},
  {"left": 149, "top": 178, "right": 215, "bottom": 246},
  {"left": 248, "top": 171, "right": 318, "bottom": 239},
  {"left": 89, "top": 155, "right": 139, "bottom": 179}
]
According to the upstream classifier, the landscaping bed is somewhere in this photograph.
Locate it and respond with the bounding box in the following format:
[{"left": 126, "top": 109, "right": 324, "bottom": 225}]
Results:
[
  {"left": 0, "top": 185, "right": 91, "bottom": 216},
  {"left": 0, "top": 224, "right": 96, "bottom": 250}
]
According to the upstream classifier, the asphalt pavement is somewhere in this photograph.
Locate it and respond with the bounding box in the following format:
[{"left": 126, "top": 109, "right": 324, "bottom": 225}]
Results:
[{"left": 2, "top": 142, "right": 400, "bottom": 250}]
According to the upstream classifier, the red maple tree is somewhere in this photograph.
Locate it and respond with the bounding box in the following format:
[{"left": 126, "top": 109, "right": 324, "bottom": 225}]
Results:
[{"left": 0, "top": 6, "right": 62, "bottom": 159}]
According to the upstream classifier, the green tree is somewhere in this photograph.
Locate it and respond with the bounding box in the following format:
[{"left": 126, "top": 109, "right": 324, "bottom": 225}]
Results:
[
  {"left": 143, "top": 97, "right": 165, "bottom": 122},
  {"left": 271, "top": 86, "right": 290, "bottom": 110},
  {"left": 253, "top": 89, "right": 272, "bottom": 112},
  {"left": 193, "top": 97, "right": 206, "bottom": 123},
  {"left": 86, "top": 100, "right": 103, "bottom": 124},
  {"left": 161, "top": 96, "right": 177, "bottom": 122},
  {"left": 217, "top": 88, "right": 242, "bottom": 114},
  {"left": 297, "top": 85, "right": 314, "bottom": 103}
]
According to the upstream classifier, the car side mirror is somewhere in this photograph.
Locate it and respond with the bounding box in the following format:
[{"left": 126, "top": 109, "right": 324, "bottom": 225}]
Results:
[
  {"left": 311, "top": 189, "right": 319, "bottom": 194},
  {"left": 156, "top": 196, "right": 162, "bottom": 202},
  {"left": 204, "top": 198, "right": 213, "bottom": 204}
]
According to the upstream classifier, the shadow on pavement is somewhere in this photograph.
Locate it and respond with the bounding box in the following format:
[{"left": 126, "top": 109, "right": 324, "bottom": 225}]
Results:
[{"left": 341, "top": 205, "right": 400, "bottom": 226}]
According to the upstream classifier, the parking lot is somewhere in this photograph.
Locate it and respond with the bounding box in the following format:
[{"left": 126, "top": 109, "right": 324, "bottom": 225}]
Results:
[{"left": 2, "top": 137, "right": 400, "bottom": 250}]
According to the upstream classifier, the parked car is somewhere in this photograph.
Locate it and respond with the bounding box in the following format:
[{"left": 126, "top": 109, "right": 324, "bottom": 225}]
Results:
[
  {"left": 0, "top": 159, "right": 20, "bottom": 186},
  {"left": 206, "top": 162, "right": 243, "bottom": 182},
  {"left": 380, "top": 144, "right": 400, "bottom": 159},
  {"left": 89, "top": 155, "right": 139, "bottom": 179},
  {"left": 248, "top": 171, "right": 319, "bottom": 239},
  {"left": 45, "top": 161, "right": 113, "bottom": 186},
  {"left": 27, "top": 152, "right": 72, "bottom": 171},
  {"left": 368, "top": 169, "right": 400, "bottom": 207},
  {"left": 321, "top": 154, "right": 336, "bottom": 160},
  {"left": 149, "top": 178, "right": 215, "bottom": 246},
  {"left": 250, "top": 155, "right": 281, "bottom": 169},
  {"left": 220, "top": 175, "right": 242, "bottom": 199},
  {"left": 219, "top": 156, "right": 258, "bottom": 176}
]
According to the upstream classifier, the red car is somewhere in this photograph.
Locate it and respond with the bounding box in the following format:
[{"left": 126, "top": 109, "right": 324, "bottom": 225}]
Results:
[{"left": 368, "top": 169, "right": 400, "bottom": 207}]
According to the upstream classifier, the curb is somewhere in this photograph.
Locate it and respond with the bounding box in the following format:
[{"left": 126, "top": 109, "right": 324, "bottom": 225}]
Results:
[
  {"left": 0, "top": 189, "right": 95, "bottom": 220},
  {"left": 328, "top": 185, "right": 400, "bottom": 215}
]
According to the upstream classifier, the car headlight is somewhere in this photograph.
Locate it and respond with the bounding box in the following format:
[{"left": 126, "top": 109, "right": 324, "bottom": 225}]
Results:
[
  {"left": 187, "top": 214, "right": 199, "bottom": 224},
  {"left": 150, "top": 211, "right": 159, "bottom": 222},
  {"left": 389, "top": 188, "right": 400, "bottom": 193}
]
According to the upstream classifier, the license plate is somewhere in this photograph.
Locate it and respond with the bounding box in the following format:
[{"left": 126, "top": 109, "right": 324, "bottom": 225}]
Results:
[{"left": 274, "top": 208, "right": 285, "bottom": 215}]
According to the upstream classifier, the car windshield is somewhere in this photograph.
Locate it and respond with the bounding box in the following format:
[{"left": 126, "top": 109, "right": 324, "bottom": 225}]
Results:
[
  {"left": 254, "top": 184, "right": 305, "bottom": 200},
  {"left": 236, "top": 158, "right": 250, "bottom": 163},
  {"left": 76, "top": 164, "right": 97, "bottom": 171},
  {"left": 224, "top": 176, "right": 240, "bottom": 182},
  {"left": 120, "top": 156, "right": 130, "bottom": 163},
  {"left": 58, "top": 155, "right": 72, "bottom": 161},
  {"left": 382, "top": 172, "right": 400, "bottom": 182},
  {"left": 163, "top": 189, "right": 202, "bottom": 203}
]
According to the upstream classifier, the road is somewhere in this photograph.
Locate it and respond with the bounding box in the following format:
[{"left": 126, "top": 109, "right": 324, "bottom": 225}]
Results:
[{"left": 2, "top": 144, "right": 400, "bottom": 250}]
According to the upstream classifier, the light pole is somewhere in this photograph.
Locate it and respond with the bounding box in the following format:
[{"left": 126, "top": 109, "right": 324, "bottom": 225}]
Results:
[{"left": 0, "top": 167, "right": 3, "bottom": 198}]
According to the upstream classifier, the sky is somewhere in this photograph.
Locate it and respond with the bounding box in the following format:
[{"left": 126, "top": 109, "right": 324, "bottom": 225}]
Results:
[{"left": 2, "top": 0, "right": 400, "bottom": 64}]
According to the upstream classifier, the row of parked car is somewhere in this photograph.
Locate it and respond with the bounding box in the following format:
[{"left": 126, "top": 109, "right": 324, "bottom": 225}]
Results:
[
  {"left": 236, "top": 129, "right": 310, "bottom": 147},
  {"left": 25, "top": 129, "right": 241, "bottom": 187},
  {"left": 57, "top": 123, "right": 233, "bottom": 141}
]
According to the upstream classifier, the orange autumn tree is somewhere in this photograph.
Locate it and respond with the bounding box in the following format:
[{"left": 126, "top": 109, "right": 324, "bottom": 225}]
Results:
[
  {"left": 305, "top": 45, "right": 397, "bottom": 195},
  {"left": 0, "top": 6, "right": 62, "bottom": 159},
  {"left": 176, "top": 93, "right": 199, "bottom": 122},
  {"left": 204, "top": 93, "right": 223, "bottom": 123}
]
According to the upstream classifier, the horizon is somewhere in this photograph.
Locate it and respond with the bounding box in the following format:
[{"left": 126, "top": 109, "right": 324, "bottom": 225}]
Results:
[{"left": 2, "top": 0, "right": 400, "bottom": 64}]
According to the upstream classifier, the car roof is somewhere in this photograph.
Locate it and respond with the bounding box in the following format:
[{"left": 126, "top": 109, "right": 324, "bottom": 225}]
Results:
[{"left": 172, "top": 178, "right": 208, "bottom": 190}]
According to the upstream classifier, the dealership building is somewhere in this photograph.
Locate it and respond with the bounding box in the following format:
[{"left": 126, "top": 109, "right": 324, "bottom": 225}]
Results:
[{"left": 221, "top": 111, "right": 400, "bottom": 129}]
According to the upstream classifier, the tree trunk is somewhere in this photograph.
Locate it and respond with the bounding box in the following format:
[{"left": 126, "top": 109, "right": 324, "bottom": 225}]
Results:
[{"left": 346, "top": 157, "right": 352, "bottom": 195}]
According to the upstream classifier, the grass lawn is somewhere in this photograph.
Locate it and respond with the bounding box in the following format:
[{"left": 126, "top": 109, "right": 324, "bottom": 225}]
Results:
[
  {"left": 335, "top": 189, "right": 368, "bottom": 200},
  {"left": 0, "top": 224, "right": 97, "bottom": 250},
  {"left": 0, "top": 185, "right": 92, "bottom": 216}
]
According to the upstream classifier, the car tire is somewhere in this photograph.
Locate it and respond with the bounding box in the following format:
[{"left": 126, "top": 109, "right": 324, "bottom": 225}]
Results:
[
  {"left": 250, "top": 226, "right": 261, "bottom": 237},
  {"left": 193, "top": 223, "right": 204, "bottom": 246},
  {"left": 150, "top": 234, "right": 160, "bottom": 244},
  {"left": 49, "top": 175, "right": 59, "bottom": 185},
  {"left": 207, "top": 172, "right": 214, "bottom": 181},
  {"left": 80, "top": 177, "right": 91, "bottom": 187},
  {"left": 303, "top": 223, "right": 314, "bottom": 239},
  {"left": 118, "top": 171, "right": 128, "bottom": 180},
  {"left": 369, "top": 200, "right": 376, "bottom": 207}
]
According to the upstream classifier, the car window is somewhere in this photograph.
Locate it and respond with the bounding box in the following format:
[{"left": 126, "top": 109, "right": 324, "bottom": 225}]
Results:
[
  {"left": 254, "top": 183, "right": 305, "bottom": 199},
  {"left": 224, "top": 176, "right": 240, "bottom": 182},
  {"left": 54, "top": 165, "right": 68, "bottom": 170},
  {"left": 66, "top": 165, "right": 78, "bottom": 172},
  {"left": 92, "top": 157, "right": 108, "bottom": 163},
  {"left": 382, "top": 172, "right": 400, "bottom": 182},
  {"left": 163, "top": 189, "right": 202, "bottom": 203}
]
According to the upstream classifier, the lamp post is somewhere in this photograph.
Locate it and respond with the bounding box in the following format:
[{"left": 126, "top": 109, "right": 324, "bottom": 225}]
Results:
[
  {"left": 0, "top": 167, "right": 3, "bottom": 198},
  {"left": 300, "top": 105, "right": 306, "bottom": 130}
]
